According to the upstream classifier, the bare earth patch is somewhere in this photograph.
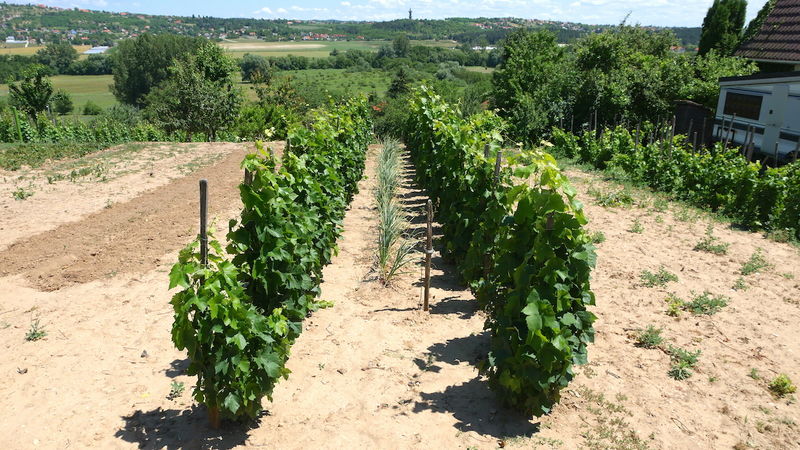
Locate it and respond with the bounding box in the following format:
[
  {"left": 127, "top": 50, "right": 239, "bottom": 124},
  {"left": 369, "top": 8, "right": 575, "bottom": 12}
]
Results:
[{"left": 0, "top": 142, "right": 236, "bottom": 251}]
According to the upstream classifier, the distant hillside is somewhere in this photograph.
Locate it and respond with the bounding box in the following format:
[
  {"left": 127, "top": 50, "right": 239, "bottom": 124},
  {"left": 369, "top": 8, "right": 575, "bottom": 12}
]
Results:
[{"left": 0, "top": 2, "right": 701, "bottom": 48}]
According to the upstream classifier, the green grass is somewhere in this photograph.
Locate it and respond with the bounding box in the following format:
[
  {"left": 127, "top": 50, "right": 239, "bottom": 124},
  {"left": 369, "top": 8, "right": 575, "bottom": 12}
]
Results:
[
  {"left": 0, "top": 74, "right": 117, "bottom": 115},
  {"left": 274, "top": 68, "right": 392, "bottom": 99},
  {"left": 0, "top": 142, "right": 110, "bottom": 170}
]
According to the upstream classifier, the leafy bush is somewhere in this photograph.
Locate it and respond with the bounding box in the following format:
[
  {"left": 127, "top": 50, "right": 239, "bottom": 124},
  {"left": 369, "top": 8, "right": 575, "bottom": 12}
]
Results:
[
  {"left": 51, "top": 90, "right": 73, "bottom": 115},
  {"left": 405, "top": 87, "right": 595, "bottom": 416},
  {"left": 549, "top": 125, "right": 800, "bottom": 241},
  {"left": 82, "top": 101, "right": 102, "bottom": 116}
]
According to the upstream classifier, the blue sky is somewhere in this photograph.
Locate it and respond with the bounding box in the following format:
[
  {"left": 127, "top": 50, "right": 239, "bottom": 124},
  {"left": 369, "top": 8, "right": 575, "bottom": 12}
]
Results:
[{"left": 30, "top": 0, "right": 770, "bottom": 27}]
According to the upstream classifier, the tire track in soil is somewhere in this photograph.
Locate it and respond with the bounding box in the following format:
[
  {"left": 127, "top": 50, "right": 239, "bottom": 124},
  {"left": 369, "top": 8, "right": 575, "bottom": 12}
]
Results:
[{"left": 0, "top": 142, "right": 284, "bottom": 292}]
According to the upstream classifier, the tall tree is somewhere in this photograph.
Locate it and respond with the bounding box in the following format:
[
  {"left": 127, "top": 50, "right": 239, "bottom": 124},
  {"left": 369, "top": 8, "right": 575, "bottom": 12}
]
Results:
[
  {"left": 239, "top": 53, "right": 272, "bottom": 83},
  {"left": 144, "top": 41, "right": 243, "bottom": 140},
  {"left": 740, "top": 0, "right": 776, "bottom": 45},
  {"left": 492, "top": 30, "right": 573, "bottom": 144},
  {"left": 110, "top": 34, "right": 205, "bottom": 107},
  {"left": 698, "top": 0, "right": 747, "bottom": 56},
  {"left": 35, "top": 42, "right": 78, "bottom": 74},
  {"left": 392, "top": 33, "right": 410, "bottom": 58},
  {"left": 387, "top": 67, "right": 411, "bottom": 98},
  {"left": 8, "top": 65, "right": 53, "bottom": 119}
]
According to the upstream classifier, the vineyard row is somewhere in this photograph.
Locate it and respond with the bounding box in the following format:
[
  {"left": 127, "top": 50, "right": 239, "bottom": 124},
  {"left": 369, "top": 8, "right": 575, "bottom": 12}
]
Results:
[
  {"left": 168, "top": 98, "right": 372, "bottom": 424},
  {"left": 404, "top": 87, "right": 597, "bottom": 416}
]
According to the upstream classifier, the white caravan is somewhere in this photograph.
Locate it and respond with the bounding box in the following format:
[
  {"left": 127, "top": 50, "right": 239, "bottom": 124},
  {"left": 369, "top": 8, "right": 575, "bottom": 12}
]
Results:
[{"left": 714, "top": 71, "right": 800, "bottom": 162}]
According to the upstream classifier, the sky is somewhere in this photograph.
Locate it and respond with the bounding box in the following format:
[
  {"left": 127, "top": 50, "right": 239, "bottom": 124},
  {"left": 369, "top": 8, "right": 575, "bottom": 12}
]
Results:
[{"left": 27, "top": 0, "right": 771, "bottom": 28}]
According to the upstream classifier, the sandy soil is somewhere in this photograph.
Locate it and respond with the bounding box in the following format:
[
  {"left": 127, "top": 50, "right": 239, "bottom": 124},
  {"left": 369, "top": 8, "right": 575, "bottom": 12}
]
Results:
[
  {"left": 0, "top": 143, "right": 798, "bottom": 449},
  {"left": 0, "top": 142, "right": 234, "bottom": 252}
]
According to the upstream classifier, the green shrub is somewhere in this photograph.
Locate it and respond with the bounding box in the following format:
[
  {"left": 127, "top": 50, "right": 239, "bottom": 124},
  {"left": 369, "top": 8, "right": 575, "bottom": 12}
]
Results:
[
  {"left": 83, "top": 100, "right": 102, "bottom": 116},
  {"left": 768, "top": 374, "right": 796, "bottom": 397}
]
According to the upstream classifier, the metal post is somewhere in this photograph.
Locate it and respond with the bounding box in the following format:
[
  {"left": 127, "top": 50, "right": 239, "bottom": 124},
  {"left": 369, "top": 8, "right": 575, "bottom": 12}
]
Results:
[
  {"left": 199, "top": 179, "right": 208, "bottom": 266},
  {"left": 484, "top": 143, "right": 490, "bottom": 158},
  {"left": 423, "top": 199, "right": 433, "bottom": 312},
  {"left": 794, "top": 137, "right": 799, "bottom": 163},
  {"left": 692, "top": 132, "right": 698, "bottom": 154}
]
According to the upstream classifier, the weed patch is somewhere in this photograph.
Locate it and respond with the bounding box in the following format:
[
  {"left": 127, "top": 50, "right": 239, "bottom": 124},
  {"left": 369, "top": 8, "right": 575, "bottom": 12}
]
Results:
[
  {"left": 635, "top": 325, "right": 664, "bottom": 349},
  {"left": 639, "top": 266, "right": 678, "bottom": 287},
  {"left": 741, "top": 249, "right": 772, "bottom": 276},
  {"left": 694, "top": 226, "right": 729, "bottom": 255}
]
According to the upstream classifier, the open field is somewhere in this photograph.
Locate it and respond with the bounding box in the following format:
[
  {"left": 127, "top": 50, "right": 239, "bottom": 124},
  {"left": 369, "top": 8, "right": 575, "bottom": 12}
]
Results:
[
  {"left": 0, "top": 141, "right": 797, "bottom": 448},
  {"left": 275, "top": 68, "right": 392, "bottom": 98},
  {"left": 0, "top": 74, "right": 116, "bottom": 111},
  {"left": 221, "top": 38, "right": 458, "bottom": 59},
  {"left": 0, "top": 44, "right": 93, "bottom": 55}
]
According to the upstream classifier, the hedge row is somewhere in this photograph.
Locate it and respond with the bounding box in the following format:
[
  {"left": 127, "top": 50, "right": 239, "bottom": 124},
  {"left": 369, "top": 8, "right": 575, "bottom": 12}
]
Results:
[
  {"left": 405, "top": 87, "right": 596, "bottom": 416},
  {"left": 551, "top": 127, "right": 800, "bottom": 238},
  {"left": 168, "top": 97, "right": 372, "bottom": 423}
]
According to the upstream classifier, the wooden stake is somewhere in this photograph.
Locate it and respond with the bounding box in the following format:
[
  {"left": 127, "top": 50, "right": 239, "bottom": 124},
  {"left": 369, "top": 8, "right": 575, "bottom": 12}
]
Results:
[
  {"left": 692, "top": 132, "right": 698, "bottom": 154},
  {"left": 208, "top": 406, "right": 220, "bottom": 429},
  {"left": 12, "top": 107, "right": 22, "bottom": 142},
  {"left": 670, "top": 115, "right": 676, "bottom": 141},
  {"left": 700, "top": 117, "right": 707, "bottom": 150},
  {"left": 494, "top": 151, "right": 503, "bottom": 182},
  {"left": 773, "top": 143, "right": 780, "bottom": 167},
  {"left": 484, "top": 143, "right": 490, "bottom": 158},
  {"left": 423, "top": 199, "right": 433, "bottom": 312},
  {"left": 199, "top": 179, "right": 208, "bottom": 266}
]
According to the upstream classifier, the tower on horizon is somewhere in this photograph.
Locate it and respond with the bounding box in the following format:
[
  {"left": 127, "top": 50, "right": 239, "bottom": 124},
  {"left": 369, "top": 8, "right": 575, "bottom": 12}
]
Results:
[{"left": 409, "top": 8, "right": 412, "bottom": 20}]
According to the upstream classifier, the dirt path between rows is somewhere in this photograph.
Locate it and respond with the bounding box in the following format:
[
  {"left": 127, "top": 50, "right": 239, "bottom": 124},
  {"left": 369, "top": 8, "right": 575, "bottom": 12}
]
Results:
[{"left": 0, "top": 143, "right": 283, "bottom": 291}]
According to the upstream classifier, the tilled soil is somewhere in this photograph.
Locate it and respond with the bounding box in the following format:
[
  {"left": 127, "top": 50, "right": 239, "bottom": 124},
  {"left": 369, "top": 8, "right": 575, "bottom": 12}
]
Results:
[{"left": 0, "top": 142, "right": 282, "bottom": 291}]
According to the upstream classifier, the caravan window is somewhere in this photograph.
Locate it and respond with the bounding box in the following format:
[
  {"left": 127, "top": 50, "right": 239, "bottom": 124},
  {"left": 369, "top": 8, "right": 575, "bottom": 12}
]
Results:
[{"left": 723, "top": 92, "right": 763, "bottom": 120}]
